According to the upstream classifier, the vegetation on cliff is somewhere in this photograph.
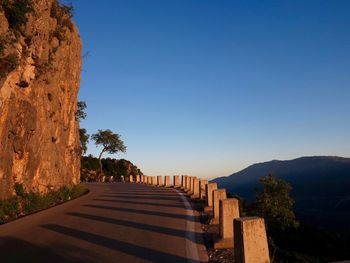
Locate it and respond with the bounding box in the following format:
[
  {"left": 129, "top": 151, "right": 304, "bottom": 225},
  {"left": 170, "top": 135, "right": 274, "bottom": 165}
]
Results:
[
  {"left": 0, "top": 183, "right": 87, "bottom": 224},
  {"left": 1, "top": 0, "right": 34, "bottom": 32},
  {"left": 76, "top": 100, "right": 89, "bottom": 155},
  {"left": 81, "top": 156, "right": 143, "bottom": 182}
]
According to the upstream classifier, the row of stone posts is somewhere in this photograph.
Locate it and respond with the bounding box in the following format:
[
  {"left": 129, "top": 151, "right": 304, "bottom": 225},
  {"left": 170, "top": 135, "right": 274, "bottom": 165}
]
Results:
[{"left": 129, "top": 175, "right": 270, "bottom": 263}]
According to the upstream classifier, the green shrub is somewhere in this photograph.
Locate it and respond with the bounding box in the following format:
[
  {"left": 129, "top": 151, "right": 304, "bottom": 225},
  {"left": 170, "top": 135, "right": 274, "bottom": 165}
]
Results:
[
  {"left": 1, "top": 0, "right": 34, "bottom": 31},
  {"left": 0, "top": 197, "right": 20, "bottom": 223},
  {"left": 22, "top": 192, "right": 45, "bottom": 214},
  {"left": 69, "top": 184, "right": 87, "bottom": 198},
  {"left": 50, "top": 1, "right": 74, "bottom": 33},
  {"left": 0, "top": 184, "right": 87, "bottom": 224},
  {"left": 0, "top": 53, "right": 19, "bottom": 79},
  {"left": 24, "top": 35, "right": 32, "bottom": 46},
  {"left": 50, "top": 1, "right": 73, "bottom": 19},
  {"left": 252, "top": 174, "right": 299, "bottom": 231},
  {"left": 5, "top": 53, "right": 19, "bottom": 70},
  {"left": 51, "top": 26, "right": 66, "bottom": 42},
  {"left": 14, "top": 183, "right": 25, "bottom": 197}
]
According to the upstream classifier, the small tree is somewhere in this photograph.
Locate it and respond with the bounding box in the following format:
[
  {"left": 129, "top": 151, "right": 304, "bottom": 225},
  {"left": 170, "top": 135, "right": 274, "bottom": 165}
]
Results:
[
  {"left": 76, "top": 101, "right": 87, "bottom": 121},
  {"left": 91, "top": 129, "right": 126, "bottom": 177},
  {"left": 252, "top": 174, "right": 299, "bottom": 261},
  {"left": 79, "top": 128, "right": 89, "bottom": 155},
  {"left": 253, "top": 174, "right": 299, "bottom": 231},
  {"left": 76, "top": 101, "right": 89, "bottom": 155}
]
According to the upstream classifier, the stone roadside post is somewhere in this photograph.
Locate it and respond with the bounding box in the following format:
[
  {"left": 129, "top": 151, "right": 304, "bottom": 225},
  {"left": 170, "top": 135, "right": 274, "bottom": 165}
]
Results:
[
  {"left": 152, "top": 176, "right": 157, "bottom": 186},
  {"left": 187, "top": 177, "right": 195, "bottom": 195},
  {"left": 173, "top": 175, "right": 180, "bottom": 188},
  {"left": 199, "top": 180, "right": 208, "bottom": 199},
  {"left": 214, "top": 198, "right": 240, "bottom": 249},
  {"left": 185, "top": 176, "right": 191, "bottom": 192},
  {"left": 210, "top": 189, "right": 227, "bottom": 224},
  {"left": 234, "top": 217, "right": 270, "bottom": 263},
  {"left": 204, "top": 183, "right": 218, "bottom": 213},
  {"left": 157, "top": 176, "right": 164, "bottom": 187},
  {"left": 181, "top": 175, "right": 186, "bottom": 190},
  {"left": 164, "top": 176, "right": 171, "bottom": 187},
  {"left": 190, "top": 178, "right": 200, "bottom": 199}
]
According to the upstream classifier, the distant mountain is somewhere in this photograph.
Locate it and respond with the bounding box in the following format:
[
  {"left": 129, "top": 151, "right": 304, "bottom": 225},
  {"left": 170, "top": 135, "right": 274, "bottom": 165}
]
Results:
[{"left": 212, "top": 156, "right": 350, "bottom": 236}]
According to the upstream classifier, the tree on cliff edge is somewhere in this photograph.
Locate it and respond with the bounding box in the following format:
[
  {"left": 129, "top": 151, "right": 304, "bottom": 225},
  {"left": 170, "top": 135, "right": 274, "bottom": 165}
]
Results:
[
  {"left": 91, "top": 129, "right": 126, "bottom": 178},
  {"left": 76, "top": 101, "right": 89, "bottom": 155}
]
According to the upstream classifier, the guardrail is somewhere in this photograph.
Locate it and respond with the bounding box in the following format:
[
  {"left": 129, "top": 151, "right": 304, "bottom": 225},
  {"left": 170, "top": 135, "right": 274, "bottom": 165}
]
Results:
[{"left": 129, "top": 175, "right": 270, "bottom": 263}]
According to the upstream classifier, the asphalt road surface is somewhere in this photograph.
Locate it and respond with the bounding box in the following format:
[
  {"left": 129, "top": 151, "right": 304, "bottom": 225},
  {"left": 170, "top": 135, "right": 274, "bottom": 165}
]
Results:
[{"left": 0, "top": 183, "right": 208, "bottom": 263}]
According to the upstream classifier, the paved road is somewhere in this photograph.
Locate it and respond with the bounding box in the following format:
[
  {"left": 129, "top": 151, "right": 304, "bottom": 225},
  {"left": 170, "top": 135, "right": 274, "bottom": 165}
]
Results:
[{"left": 0, "top": 183, "right": 208, "bottom": 263}]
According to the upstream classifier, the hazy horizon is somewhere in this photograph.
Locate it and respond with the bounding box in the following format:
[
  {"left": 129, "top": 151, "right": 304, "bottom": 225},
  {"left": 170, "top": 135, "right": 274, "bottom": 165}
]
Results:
[{"left": 73, "top": 0, "right": 350, "bottom": 179}]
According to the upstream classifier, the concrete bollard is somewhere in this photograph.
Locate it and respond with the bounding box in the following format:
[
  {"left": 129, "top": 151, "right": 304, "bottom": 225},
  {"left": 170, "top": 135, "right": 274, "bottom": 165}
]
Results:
[
  {"left": 135, "top": 175, "right": 140, "bottom": 183},
  {"left": 181, "top": 175, "right": 186, "bottom": 190},
  {"left": 152, "top": 176, "right": 157, "bottom": 186},
  {"left": 199, "top": 180, "right": 208, "bottom": 199},
  {"left": 187, "top": 176, "right": 195, "bottom": 195},
  {"left": 183, "top": 176, "right": 188, "bottom": 191},
  {"left": 210, "top": 189, "right": 227, "bottom": 224},
  {"left": 173, "top": 175, "right": 180, "bottom": 188},
  {"left": 185, "top": 176, "right": 191, "bottom": 192},
  {"left": 187, "top": 177, "right": 192, "bottom": 194},
  {"left": 147, "top": 176, "right": 151, "bottom": 185},
  {"left": 142, "top": 175, "right": 145, "bottom": 183},
  {"left": 191, "top": 177, "right": 197, "bottom": 194},
  {"left": 204, "top": 183, "right": 218, "bottom": 212},
  {"left": 164, "top": 176, "right": 171, "bottom": 187},
  {"left": 109, "top": 176, "right": 114, "bottom": 183},
  {"left": 157, "top": 176, "right": 164, "bottom": 187},
  {"left": 234, "top": 217, "right": 270, "bottom": 263},
  {"left": 214, "top": 198, "right": 240, "bottom": 249},
  {"left": 190, "top": 178, "right": 200, "bottom": 199}
]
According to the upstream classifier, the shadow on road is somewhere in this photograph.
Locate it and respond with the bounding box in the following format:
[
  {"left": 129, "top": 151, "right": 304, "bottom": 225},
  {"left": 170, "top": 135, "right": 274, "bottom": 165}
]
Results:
[
  {"left": 102, "top": 193, "right": 182, "bottom": 198},
  {"left": 101, "top": 195, "right": 182, "bottom": 201},
  {"left": 0, "top": 236, "right": 95, "bottom": 263},
  {"left": 83, "top": 204, "right": 199, "bottom": 222},
  {"left": 41, "top": 224, "right": 205, "bottom": 263},
  {"left": 93, "top": 198, "right": 187, "bottom": 209},
  {"left": 66, "top": 212, "right": 203, "bottom": 242}
]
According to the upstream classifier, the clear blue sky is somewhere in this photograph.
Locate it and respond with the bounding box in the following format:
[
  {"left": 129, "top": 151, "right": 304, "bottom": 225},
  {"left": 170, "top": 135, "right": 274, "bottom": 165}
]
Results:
[{"left": 72, "top": 0, "right": 350, "bottom": 179}]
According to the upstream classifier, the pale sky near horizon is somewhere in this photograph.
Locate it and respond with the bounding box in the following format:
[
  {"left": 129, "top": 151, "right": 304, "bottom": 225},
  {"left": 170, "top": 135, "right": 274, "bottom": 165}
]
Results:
[{"left": 72, "top": 0, "right": 350, "bottom": 180}]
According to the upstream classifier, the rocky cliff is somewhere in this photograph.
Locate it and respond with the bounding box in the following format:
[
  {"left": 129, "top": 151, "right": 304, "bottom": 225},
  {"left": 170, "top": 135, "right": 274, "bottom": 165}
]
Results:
[{"left": 0, "top": 0, "right": 82, "bottom": 199}]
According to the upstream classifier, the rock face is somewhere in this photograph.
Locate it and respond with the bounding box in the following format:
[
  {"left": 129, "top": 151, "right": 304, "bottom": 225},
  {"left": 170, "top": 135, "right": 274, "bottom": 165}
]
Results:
[{"left": 0, "top": 0, "right": 82, "bottom": 199}]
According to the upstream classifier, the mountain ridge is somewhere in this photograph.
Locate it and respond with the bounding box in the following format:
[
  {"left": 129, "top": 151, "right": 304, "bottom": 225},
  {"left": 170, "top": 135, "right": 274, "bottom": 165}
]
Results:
[{"left": 212, "top": 155, "right": 350, "bottom": 235}]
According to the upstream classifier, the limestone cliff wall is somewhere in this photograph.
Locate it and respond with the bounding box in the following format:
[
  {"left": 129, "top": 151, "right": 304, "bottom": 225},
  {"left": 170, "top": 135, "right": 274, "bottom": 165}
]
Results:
[{"left": 0, "top": 0, "right": 82, "bottom": 199}]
